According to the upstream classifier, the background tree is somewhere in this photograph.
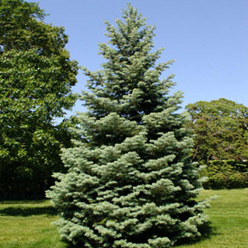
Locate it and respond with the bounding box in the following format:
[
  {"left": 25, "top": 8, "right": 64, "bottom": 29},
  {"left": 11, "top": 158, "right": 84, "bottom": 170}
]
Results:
[
  {"left": 0, "top": 0, "right": 79, "bottom": 199},
  {"left": 186, "top": 98, "right": 248, "bottom": 164},
  {"left": 48, "top": 5, "right": 208, "bottom": 248}
]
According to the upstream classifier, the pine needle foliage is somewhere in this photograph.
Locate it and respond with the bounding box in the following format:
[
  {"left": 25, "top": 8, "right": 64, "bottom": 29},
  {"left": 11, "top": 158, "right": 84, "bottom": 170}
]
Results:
[{"left": 47, "top": 4, "right": 208, "bottom": 248}]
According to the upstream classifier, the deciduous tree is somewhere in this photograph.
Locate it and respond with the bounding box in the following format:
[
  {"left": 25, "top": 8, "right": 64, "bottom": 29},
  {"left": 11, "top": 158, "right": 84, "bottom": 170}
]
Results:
[
  {"left": 186, "top": 98, "right": 248, "bottom": 163},
  {"left": 0, "top": 0, "right": 78, "bottom": 198}
]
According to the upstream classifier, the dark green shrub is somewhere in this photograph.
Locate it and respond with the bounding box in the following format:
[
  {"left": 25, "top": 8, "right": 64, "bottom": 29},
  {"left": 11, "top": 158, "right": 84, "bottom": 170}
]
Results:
[{"left": 201, "top": 160, "right": 248, "bottom": 189}]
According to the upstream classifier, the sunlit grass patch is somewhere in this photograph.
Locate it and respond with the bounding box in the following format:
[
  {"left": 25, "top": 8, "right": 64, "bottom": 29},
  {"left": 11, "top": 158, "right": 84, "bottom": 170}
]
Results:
[
  {"left": 0, "top": 189, "right": 248, "bottom": 247},
  {"left": 0, "top": 200, "right": 66, "bottom": 248},
  {"left": 178, "top": 188, "right": 248, "bottom": 247}
]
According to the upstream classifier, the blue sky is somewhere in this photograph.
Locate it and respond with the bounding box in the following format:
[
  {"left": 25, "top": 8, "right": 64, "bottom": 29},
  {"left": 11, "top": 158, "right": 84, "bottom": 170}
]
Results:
[{"left": 29, "top": 0, "right": 247, "bottom": 115}]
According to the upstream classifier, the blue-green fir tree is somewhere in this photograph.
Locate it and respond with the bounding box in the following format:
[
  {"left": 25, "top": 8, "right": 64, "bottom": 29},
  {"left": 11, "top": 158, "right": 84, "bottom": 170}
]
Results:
[{"left": 47, "top": 4, "right": 208, "bottom": 248}]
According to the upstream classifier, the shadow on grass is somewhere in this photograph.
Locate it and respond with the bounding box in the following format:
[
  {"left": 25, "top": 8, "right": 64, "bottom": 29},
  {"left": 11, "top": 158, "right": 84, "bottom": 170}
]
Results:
[
  {"left": 64, "top": 242, "right": 100, "bottom": 248},
  {"left": 0, "top": 206, "right": 57, "bottom": 216},
  {"left": 0, "top": 200, "right": 49, "bottom": 204},
  {"left": 175, "top": 221, "right": 218, "bottom": 247},
  {"left": 58, "top": 222, "right": 218, "bottom": 248}
]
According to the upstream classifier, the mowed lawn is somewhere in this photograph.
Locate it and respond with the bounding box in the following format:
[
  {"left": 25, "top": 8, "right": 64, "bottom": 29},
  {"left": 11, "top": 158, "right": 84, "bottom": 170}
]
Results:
[{"left": 0, "top": 189, "right": 248, "bottom": 248}]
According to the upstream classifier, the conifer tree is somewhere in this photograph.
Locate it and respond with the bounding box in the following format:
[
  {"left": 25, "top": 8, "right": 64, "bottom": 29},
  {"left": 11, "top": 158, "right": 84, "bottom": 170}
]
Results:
[{"left": 47, "top": 4, "right": 208, "bottom": 247}]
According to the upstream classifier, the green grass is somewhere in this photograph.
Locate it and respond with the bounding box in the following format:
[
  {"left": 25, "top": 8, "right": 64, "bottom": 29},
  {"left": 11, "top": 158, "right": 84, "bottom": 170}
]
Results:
[
  {"left": 178, "top": 188, "right": 248, "bottom": 247},
  {"left": 0, "top": 200, "right": 66, "bottom": 248},
  {"left": 0, "top": 189, "right": 248, "bottom": 247}
]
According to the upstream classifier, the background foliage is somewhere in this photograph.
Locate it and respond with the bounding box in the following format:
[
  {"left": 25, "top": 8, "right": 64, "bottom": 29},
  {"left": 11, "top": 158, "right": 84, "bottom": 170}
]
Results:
[
  {"left": 200, "top": 160, "right": 248, "bottom": 189},
  {"left": 0, "top": 0, "right": 79, "bottom": 199},
  {"left": 186, "top": 98, "right": 248, "bottom": 189},
  {"left": 186, "top": 98, "right": 248, "bottom": 163}
]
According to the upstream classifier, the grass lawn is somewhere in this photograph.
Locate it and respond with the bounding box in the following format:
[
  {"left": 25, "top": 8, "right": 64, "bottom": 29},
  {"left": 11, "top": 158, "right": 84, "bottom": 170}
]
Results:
[
  {"left": 178, "top": 188, "right": 248, "bottom": 248},
  {"left": 0, "top": 200, "right": 65, "bottom": 248},
  {"left": 0, "top": 189, "right": 248, "bottom": 248}
]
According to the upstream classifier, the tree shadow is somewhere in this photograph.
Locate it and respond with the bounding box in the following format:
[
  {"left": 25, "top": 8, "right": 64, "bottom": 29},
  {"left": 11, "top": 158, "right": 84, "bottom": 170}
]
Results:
[
  {"left": 0, "top": 206, "right": 57, "bottom": 216},
  {"left": 65, "top": 244, "right": 85, "bottom": 248},
  {"left": 175, "top": 221, "right": 219, "bottom": 247},
  {"left": 58, "top": 221, "right": 218, "bottom": 248},
  {"left": 59, "top": 241, "right": 88, "bottom": 248}
]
